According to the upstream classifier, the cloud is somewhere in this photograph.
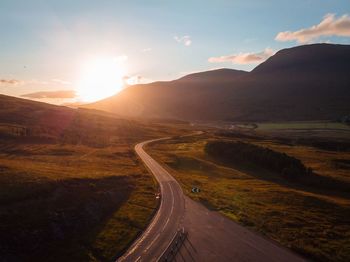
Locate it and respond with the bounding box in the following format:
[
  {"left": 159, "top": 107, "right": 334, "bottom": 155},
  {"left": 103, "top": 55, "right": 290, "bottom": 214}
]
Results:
[
  {"left": 21, "top": 90, "right": 76, "bottom": 99},
  {"left": 115, "top": 55, "right": 128, "bottom": 63},
  {"left": 208, "top": 48, "right": 275, "bottom": 64},
  {"left": 1, "top": 78, "right": 72, "bottom": 88},
  {"left": 0, "top": 79, "right": 22, "bottom": 85},
  {"left": 275, "top": 13, "right": 350, "bottom": 43},
  {"left": 142, "top": 48, "right": 152, "bottom": 52},
  {"left": 51, "top": 79, "right": 72, "bottom": 85},
  {"left": 174, "top": 35, "right": 192, "bottom": 46}
]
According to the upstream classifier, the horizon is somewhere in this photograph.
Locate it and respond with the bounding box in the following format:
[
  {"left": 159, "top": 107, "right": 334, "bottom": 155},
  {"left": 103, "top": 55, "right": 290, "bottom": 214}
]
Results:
[{"left": 0, "top": 1, "right": 350, "bottom": 104}]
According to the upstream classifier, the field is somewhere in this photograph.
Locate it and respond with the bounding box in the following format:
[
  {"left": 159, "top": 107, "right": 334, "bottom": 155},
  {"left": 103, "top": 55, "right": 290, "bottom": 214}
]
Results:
[
  {"left": 0, "top": 143, "right": 159, "bottom": 261},
  {"left": 0, "top": 95, "right": 189, "bottom": 261},
  {"left": 2, "top": 94, "right": 349, "bottom": 261},
  {"left": 256, "top": 121, "right": 350, "bottom": 132},
  {"left": 148, "top": 129, "right": 350, "bottom": 262}
]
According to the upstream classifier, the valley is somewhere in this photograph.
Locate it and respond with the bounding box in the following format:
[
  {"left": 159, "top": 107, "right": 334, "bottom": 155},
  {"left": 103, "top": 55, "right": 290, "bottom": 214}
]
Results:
[{"left": 147, "top": 127, "right": 350, "bottom": 261}]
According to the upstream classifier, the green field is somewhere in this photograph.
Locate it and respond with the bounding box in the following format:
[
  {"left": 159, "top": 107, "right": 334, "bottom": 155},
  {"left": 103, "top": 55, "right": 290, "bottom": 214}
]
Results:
[{"left": 148, "top": 132, "right": 350, "bottom": 262}]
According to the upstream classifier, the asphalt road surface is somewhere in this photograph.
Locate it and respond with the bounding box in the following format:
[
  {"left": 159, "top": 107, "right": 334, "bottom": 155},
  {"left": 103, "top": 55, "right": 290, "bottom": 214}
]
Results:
[
  {"left": 117, "top": 138, "right": 185, "bottom": 262},
  {"left": 118, "top": 137, "right": 306, "bottom": 262}
]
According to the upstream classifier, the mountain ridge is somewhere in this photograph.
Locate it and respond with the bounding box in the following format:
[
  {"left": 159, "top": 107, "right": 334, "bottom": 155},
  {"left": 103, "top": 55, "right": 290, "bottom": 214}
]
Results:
[{"left": 85, "top": 43, "right": 350, "bottom": 121}]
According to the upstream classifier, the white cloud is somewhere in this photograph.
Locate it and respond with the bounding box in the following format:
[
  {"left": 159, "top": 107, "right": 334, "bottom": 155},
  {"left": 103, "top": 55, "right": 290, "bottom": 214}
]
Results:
[
  {"left": 26, "top": 79, "right": 49, "bottom": 85},
  {"left": 142, "top": 48, "right": 152, "bottom": 52},
  {"left": 21, "top": 90, "right": 76, "bottom": 99},
  {"left": 0, "top": 79, "right": 22, "bottom": 86},
  {"left": 0, "top": 78, "right": 64, "bottom": 87},
  {"left": 275, "top": 13, "right": 350, "bottom": 43},
  {"left": 208, "top": 48, "right": 275, "bottom": 64},
  {"left": 51, "top": 79, "right": 72, "bottom": 85},
  {"left": 174, "top": 35, "right": 192, "bottom": 46},
  {"left": 115, "top": 55, "right": 128, "bottom": 63}
]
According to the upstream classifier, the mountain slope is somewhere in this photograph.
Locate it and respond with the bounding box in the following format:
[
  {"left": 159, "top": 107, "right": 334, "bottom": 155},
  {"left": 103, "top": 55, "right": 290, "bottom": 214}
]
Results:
[
  {"left": 86, "top": 44, "right": 350, "bottom": 121},
  {"left": 0, "top": 95, "right": 165, "bottom": 261},
  {"left": 0, "top": 94, "right": 155, "bottom": 145},
  {"left": 177, "top": 68, "right": 248, "bottom": 82},
  {"left": 252, "top": 43, "right": 350, "bottom": 76},
  {"left": 86, "top": 68, "right": 248, "bottom": 120}
]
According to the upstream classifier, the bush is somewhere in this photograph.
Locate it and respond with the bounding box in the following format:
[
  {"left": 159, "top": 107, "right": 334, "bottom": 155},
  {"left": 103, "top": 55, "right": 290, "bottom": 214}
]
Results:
[{"left": 205, "top": 141, "right": 310, "bottom": 180}]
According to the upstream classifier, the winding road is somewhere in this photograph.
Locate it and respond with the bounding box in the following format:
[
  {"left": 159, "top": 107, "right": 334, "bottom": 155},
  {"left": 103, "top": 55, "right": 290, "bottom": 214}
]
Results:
[
  {"left": 117, "top": 138, "right": 185, "bottom": 262},
  {"left": 117, "top": 136, "right": 306, "bottom": 262}
]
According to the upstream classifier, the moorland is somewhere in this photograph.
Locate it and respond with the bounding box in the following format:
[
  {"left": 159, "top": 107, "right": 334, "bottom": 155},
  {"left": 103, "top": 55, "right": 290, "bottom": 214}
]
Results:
[
  {"left": 148, "top": 122, "right": 350, "bottom": 262},
  {"left": 0, "top": 94, "right": 187, "bottom": 261}
]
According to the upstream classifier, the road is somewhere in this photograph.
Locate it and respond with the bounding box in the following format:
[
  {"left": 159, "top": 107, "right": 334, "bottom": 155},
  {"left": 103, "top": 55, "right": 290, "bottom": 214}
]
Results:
[
  {"left": 117, "top": 138, "right": 185, "bottom": 262},
  {"left": 118, "top": 136, "right": 306, "bottom": 262}
]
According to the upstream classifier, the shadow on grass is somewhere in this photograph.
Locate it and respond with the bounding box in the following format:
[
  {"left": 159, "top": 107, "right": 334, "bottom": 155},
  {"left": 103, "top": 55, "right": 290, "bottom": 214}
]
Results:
[
  {"left": 0, "top": 176, "right": 134, "bottom": 262},
  {"left": 208, "top": 156, "right": 350, "bottom": 200}
]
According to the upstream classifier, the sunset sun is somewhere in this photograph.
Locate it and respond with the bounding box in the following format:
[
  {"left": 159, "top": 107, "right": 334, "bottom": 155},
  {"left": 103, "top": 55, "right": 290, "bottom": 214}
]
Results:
[{"left": 76, "top": 56, "right": 126, "bottom": 102}]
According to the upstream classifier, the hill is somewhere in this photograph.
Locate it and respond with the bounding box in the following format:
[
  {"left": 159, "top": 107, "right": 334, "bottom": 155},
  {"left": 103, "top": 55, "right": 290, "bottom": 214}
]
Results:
[
  {"left": 0, "top": 95, "right": 182, "bottom": 261},
  {"left": 177, "top": 68, "right": 248, "bottom": 82},
  {"left": 86, "top": 44, "right": 350, "bottom": 121},
  {"left": 0, "top": 94, "right": 157, "bottom": 145}
]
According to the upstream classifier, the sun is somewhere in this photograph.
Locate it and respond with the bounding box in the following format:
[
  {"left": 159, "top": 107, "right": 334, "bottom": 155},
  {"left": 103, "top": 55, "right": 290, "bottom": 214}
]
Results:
[{"left": 76, "top": 56, "right": 126, "bottom": 102}]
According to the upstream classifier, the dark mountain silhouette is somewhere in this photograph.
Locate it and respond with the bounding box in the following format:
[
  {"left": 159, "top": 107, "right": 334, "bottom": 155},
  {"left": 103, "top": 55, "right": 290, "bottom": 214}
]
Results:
[
  {"left": 86, "top": 44, "right": 350, "bottom": 121},
  {"left": 178, "top": 68, "right": 248, "bottom": 82}
]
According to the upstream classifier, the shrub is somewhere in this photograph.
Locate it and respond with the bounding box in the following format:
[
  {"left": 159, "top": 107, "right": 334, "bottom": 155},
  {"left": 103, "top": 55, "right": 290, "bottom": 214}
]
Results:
[{"left": 205, "top": 141, "right": 310, "bottom": 180}]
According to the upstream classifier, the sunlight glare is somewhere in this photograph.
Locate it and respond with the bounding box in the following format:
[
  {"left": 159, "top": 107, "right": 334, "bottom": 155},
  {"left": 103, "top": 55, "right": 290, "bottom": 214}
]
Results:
[{"left": 77, "top": 56, "right": 126, "bottom": 102}]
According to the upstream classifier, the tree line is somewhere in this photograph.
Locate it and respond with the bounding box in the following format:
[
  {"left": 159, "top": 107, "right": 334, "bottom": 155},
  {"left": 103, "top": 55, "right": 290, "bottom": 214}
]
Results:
[{"left": 205, "top": 140, "right": 312, "bottom": 180}]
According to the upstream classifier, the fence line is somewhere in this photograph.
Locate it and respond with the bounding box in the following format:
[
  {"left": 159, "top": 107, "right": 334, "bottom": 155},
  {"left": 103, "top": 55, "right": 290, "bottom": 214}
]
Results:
[{"left": 158, "top": 228, "right": 187, "bottom": 262}]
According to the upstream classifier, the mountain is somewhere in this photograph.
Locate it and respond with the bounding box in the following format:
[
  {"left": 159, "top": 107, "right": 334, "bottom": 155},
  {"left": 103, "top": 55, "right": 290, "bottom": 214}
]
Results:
[
  {"left": 252, "top": 44, "right": 350, "bottom": 76},
  {"left": 177, "top": 68, "right": 248, "bottom": 82},
  {"left": 85, "top": 44, "right": 350, "bottom": 121}
]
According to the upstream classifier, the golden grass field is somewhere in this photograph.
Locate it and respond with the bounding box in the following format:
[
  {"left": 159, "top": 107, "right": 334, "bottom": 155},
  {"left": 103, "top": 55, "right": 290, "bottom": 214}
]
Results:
[
  {"left": 0, "top": 95, "right": 190, "bottom": 261},
  {"left": 148, "top": 131, "right": 350, "bottom": 262},
  {"left": 0, "top": 142, "right": 159, "bottom": 261},
  {"left": 2, "top": 95, "right": 350, "bottom": 261}
]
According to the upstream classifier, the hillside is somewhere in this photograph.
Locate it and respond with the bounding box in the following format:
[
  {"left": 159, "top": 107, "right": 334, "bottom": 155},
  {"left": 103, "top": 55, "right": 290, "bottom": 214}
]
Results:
[
  {"left": 0, "top": 95, "right": 181, "bottom": 261},
  {"left": 86, "top": 44, "right": 350, "bottom": 121},
  {"left": 86, "top": 68, "right": 248, "bottom": 120},
  {"left": 0, "top": 94, "right": 158, "bottom": 145},
  {"left": 177, "top": 68, "right": 248, "bottom": 82}
]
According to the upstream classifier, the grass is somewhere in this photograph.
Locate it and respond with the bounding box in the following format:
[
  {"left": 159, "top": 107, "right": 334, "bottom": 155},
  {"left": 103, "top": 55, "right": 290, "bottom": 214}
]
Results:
[
  {"left": 256, "top": 121, "right": 350, "bottom": 131},
  {"left": 0, "top": 94, "right": 189, "bottom": 261},
  {"left": 148, "top": 132, "right": 350, "bottom": 262},
  {"left": 0, "top": 142, "right": 159, "bottom": 261}
]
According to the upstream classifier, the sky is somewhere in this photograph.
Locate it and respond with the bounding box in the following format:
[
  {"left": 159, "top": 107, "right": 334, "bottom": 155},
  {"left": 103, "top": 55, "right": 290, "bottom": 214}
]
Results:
[{"left": 0, "top": 0, "right": 350, "bottom": 103}]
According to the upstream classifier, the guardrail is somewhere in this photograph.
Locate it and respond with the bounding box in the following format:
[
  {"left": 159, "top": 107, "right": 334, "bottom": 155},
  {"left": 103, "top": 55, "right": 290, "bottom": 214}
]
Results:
[{"left": 158, "top": 228, "right": 187, "bottom": 262}]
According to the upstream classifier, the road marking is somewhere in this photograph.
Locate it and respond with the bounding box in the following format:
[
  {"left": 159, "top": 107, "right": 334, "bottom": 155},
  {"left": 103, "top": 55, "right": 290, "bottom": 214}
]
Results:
[
  {"left": 163, "top": 183, "right": 175, "bottom": 231},
  {"left": 119, "top": 142, "right": 169, "bottom": 260},
  {"left": 118, "top": 136, "right": 186, "bottom": 262},
  {"left": 144, "top": 233, "right": 161, "bottom": 252}
]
